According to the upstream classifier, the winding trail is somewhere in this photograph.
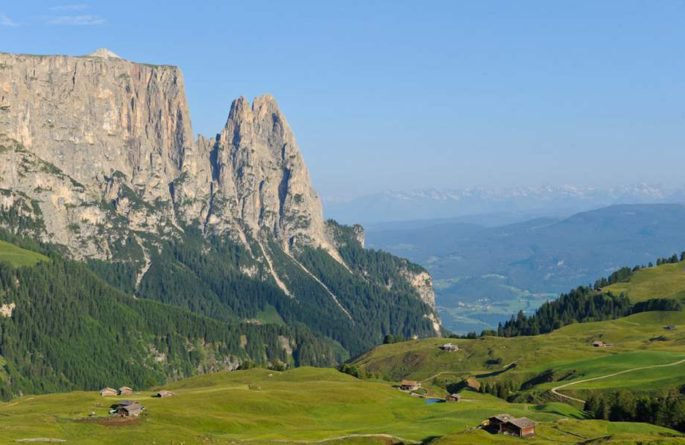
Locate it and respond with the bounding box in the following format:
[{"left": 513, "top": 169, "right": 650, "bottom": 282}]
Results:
[
  {"left": 551, "top": 357, "right": 685, "bottom": 404},
  {"left": 237, "top": 433, "right": 420, "bottom": 444}
]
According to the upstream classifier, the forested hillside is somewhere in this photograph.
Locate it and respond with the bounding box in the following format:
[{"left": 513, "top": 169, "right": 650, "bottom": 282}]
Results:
[
  {"left": 0, "top": 232, "right": 344, "bottom": 399},
  {"left": 497, "top": 254, "right": 685, "bottom": 337},
  {"left": 88, "top": 225, "right": 438, "bottom": 358},
  {"left": 0, "top": 219, "right": 440, "bottom": 399}
]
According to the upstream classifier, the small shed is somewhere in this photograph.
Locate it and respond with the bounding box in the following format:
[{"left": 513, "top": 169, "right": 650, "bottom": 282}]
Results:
[
  {"left": 99, "top": 387, "right": 117, "bottom": 397},
  {"left": 488, "top": 414, "right": 513, "bottom": 431},
  {"left": 486, "top": 414, "right": 536, "bottom": 438},
  {"left": 399, "top": 380, "right": 421, "bottom": 391},
  {"left": 439, "top": 343, "right": 459, "bottom": 352},
  {"left": 110, "top": 400, "right": 144, "bottom": 417},
  {"left": 118, "top": 386, "right": 133, "bottom": 395},
  {"left": 503, "top": 417, "right": 536, "bottom": 437},
  {"left": 446, "top": 393, "right": 461, "bottom": 402},
  {"left": 465, "top": 377, "right": 481, "bottom": 391},
  {"left": 153, "top": 390, "right": 175, "bottom": 398}
]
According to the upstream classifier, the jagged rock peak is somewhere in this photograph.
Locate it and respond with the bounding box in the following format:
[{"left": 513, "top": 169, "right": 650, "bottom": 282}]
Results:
[
  {"left": 214, "top": 94, "right": 341, "bottom": 259},
  {"left": 87, "top": 48, "right": 122, "bottom": 59},
  {"left": 225, "top": 94, "right": 282, "bottom": 128}
]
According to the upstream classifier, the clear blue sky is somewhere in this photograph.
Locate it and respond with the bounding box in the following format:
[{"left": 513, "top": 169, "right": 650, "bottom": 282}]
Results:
[{"left": 2, "top": 1, "right": 684, "bottom": 200}]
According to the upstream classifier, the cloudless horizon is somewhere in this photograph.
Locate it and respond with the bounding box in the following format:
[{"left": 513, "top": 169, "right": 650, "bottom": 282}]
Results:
[{"left": 2, "top": 0, "right": 684, "bottom": 201}]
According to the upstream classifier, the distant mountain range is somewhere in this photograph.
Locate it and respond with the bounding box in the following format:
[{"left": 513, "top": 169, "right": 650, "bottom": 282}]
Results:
[
  {"left": 325, "top": 185, "right": 685, "bottom": 225},
  {"left": 366, "top": 203, "right": 685, "bottom": 333}
]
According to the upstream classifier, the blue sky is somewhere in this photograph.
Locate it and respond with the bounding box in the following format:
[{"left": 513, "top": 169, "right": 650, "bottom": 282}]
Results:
[{"left": 1, "top": 1, "right": 684, "bottom": 200}]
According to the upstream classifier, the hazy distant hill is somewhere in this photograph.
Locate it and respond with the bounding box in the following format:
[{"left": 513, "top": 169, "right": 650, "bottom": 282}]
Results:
[
  {"left": 326, "top": 186, "right": 685, "bottom": 225},
  {"left": 367, "top": 204, "right": 685, "bottom": 332}
]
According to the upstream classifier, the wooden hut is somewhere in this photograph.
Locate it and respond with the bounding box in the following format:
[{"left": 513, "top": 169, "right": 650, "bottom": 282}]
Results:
[
  {"left": 399, "top": 380, "right": 421, "bottom": 391},
  {"left": 487, "top": 414, "right": 536, "bottom": 438},
  {"left": 99, "top": 387, "right": 117, "bottom": 397},
  {"left": 153, "top": 390, "right": 175, "bottom": 398},
  {"left": 488, "top": 414, "right": 513, "bottom": 431},
  {"left": 465, "top": 377, "right": 481, "bottom": 391},
  {"left": 445, "top": 393, "right": 461, "bottom": 402},
  {"left": 110, "top": 400, "right": 144, "bottom": 417},
  {"left": 502, "top": 417, "right": 536, "bottom": 437},
  {"left": 118, "top": 386, "right": 133, "bottom": 395}
]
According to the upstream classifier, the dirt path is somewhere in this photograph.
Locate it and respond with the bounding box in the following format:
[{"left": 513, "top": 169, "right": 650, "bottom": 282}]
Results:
[
  {"left": 420, "top": 371, "right": 463, "bottom": 383},
  {"left": 420, "top": 359, "right": 521, "bottom": 384},
  {"left": 237, "top": 433, "right": 420, "bottom": 444},
  {"left": 551, "top": 357, "right": 685, "bottom": 404}
]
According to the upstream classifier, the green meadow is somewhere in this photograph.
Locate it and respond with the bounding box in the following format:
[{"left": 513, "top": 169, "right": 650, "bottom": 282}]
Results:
[
  {"left": 0, "top": 368, "right": 557, "bottom": 444},
  {"left": 0, "top": 367, "right": 682, "bottom": 444},
  {"left": 435, "top": 419, "right": 685, "bottom": 444},
  {"left": 0, "top": 240, "right": 48, "bottom": 267},
  {"left": 605, "top": 261, "right": 685, "bottom": 303},
  {"left": 351, "top": 310, "right": 685, "bottom": 398}
]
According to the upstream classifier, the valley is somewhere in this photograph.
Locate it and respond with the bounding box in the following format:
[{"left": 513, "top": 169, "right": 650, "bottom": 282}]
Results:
[{"left": 367, "top": 204, "right": 685, "bottom": 332}]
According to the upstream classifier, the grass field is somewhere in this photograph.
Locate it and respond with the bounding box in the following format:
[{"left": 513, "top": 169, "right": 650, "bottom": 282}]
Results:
[
  {"left": 0, "top": 367, "right": 682, "bottom": 445},
  {"left": 354, "top": 258, "right": 685, "bottom": 394},
  {"left": 605, "top": 261, "right": 685, "bottom": 303},
  {"left": 0, "top": 239, "right": 48, "bottom": 267},
  {"left": 351, "top": 311, "right": 685, "bottom": 399},
  {"left": 435, "top": 419, "right": 685, "bottom": 444}
]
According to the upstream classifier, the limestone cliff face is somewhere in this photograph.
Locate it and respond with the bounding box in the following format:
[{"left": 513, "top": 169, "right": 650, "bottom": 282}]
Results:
[
  {"left": 210, "top": 95, "right": 336, "bottom": 255},
  {"left": 0, "top": 51, "right": 191, "bottom": 203},
  {"left": 0, "top": 50, "right": 335, "bottom": 257},
  {"left": 0, "top": 49, "right": 439, "bottom": 325}
]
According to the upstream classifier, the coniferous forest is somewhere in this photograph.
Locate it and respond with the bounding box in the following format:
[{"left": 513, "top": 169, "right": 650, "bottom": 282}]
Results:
[{"left": 0, "top": 223, "right": 437, "bottom": 399}]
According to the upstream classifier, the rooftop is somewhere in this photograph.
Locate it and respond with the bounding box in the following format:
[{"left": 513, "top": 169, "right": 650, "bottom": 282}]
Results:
[{"left": 508, "top": 417, "right": 536, "bottom": 429}]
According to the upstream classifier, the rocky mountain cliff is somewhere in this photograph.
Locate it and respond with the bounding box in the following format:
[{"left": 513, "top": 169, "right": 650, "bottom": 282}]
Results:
[
  {"left": 0, "top": 49, "right": 441, "bottom": 355},
  {"left": 0, "top": 50, "right": 336, "bottom": 260}
]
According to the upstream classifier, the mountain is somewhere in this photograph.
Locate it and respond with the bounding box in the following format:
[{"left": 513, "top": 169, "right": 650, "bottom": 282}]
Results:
[
  {"left": 326, "top": 185, "right": 685, "bottom": 225},
  {"left": 0, "top": 49, "right": 335, "bottom": 259},
  {"left": 0, "top": 49, "right": 440, "bottom": 396},
  {"left": 366, "top": 204, "right": 685, "bottom": 332}
]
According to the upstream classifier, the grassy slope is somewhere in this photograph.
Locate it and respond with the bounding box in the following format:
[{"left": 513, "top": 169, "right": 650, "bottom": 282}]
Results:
[
  {"left": 0, "top": 239, "right": 48, "bottom": 267},
  {"left": 605, "top": 260, "right": 685, "bottom": 303},
  {"left": 352, "top": 260, "right": 685, "bottom": 399},
  {"left": 435, "top": 420, "right": 684, "bottom": 444},
  {"left": 351, "top": 311, "right": 685, "bottom": 396},
  {"left": 0, "top": 367, "right": 682, "bottom": 445}
]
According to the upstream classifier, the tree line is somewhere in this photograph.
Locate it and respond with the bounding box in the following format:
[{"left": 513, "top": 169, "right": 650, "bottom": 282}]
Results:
[
  {"left": 585, "top": 389, "right": 685, "bottom": 432},
  {"left": 493, "top": 252, "right": 685, "bottom": 338}
]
